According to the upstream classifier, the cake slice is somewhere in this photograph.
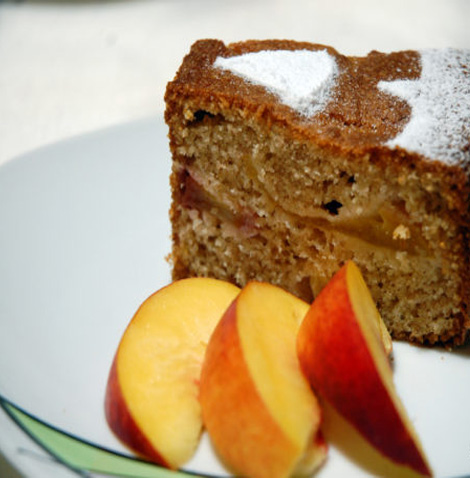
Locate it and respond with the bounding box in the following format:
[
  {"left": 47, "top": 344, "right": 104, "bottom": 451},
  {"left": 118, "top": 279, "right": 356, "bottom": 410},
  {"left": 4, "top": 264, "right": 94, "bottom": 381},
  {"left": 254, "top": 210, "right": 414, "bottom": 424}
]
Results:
[{"left": 164, "top": 39, "right": 470, "bottom": 346}]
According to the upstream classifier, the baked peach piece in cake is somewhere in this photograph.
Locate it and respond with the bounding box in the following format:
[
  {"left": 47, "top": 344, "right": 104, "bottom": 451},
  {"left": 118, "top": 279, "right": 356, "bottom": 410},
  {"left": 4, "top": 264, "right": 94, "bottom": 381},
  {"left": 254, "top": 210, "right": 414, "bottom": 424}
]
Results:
[{"left": 165, "top": 39, "right": 470, "bottom": 346}]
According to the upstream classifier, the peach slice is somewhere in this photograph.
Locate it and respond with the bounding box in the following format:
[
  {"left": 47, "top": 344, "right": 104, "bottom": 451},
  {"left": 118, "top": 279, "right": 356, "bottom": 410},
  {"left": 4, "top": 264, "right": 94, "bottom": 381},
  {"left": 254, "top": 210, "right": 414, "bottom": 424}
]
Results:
[
  {"left": 105, "top": 278, "right": 240, "bottom": 469},
  {"left": 297, "top": 261, "right": 432, "bottom": 476},
  {"left": 200, "top": 281, "right": 327, "bottom": 478}
]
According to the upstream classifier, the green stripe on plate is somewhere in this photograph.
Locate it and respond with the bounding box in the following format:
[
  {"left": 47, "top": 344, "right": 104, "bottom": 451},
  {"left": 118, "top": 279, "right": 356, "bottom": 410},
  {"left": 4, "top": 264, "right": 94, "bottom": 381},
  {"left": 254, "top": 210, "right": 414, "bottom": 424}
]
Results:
[{"left": 0, "top": 396, "right": 206, "bottom": 478}]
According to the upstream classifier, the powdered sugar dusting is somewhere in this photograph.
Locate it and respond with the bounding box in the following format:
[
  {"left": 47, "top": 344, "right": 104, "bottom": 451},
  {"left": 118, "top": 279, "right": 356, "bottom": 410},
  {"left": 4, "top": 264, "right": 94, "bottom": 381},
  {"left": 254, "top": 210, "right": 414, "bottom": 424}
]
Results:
[
  {"left": 215, "top": 50, "right": 338, "bottom": 116},
  {"left": 379, "top": 49, "right": 470, "bottom": 165}
]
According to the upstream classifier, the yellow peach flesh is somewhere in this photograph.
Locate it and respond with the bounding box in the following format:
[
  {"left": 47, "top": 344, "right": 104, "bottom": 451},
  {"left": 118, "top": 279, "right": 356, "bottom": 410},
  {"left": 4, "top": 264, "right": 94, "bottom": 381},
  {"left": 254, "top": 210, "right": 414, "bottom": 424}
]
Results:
[
  {"left": 113, "top": 278, "right": 239, "bottom": 468},
  {"left": 347, "top": 263, "right": 429, "bottom": 470},
  {"left": 297, "top": 261, "right": 431, "bottom": 477},
  {"left": 238, "top": 283, "right": 320, "bottom": 454},
  {"left": 200, "top": 281, "right": 326, "bottom": 478}
]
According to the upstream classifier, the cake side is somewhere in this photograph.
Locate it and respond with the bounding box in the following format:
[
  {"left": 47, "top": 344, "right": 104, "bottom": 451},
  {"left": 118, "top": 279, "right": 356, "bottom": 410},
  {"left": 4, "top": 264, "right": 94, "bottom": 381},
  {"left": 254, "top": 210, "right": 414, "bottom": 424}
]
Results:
[{"left": 165, "top": 39, "right": 470, "bottom": 346}]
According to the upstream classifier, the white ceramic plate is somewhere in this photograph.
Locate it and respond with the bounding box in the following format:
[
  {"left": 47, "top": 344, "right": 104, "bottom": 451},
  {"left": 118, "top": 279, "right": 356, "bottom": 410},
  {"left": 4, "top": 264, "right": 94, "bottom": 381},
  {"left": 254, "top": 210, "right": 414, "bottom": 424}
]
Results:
[{"left": 0, "top": 117, "right": 469, "bottom": 478}]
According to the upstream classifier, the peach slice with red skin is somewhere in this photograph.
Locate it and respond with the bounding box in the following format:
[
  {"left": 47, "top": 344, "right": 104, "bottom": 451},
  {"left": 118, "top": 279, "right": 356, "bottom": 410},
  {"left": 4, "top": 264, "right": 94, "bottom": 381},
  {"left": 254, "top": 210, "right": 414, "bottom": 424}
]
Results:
[
  {"left": 105, "top": 278, "right": 240, "bottom": 469},
  {"left": 200, "top": 281, "right": 327, "bottom": 478},
  {"left": 297, "top": 261, "right": 432, "bottom": 477}
]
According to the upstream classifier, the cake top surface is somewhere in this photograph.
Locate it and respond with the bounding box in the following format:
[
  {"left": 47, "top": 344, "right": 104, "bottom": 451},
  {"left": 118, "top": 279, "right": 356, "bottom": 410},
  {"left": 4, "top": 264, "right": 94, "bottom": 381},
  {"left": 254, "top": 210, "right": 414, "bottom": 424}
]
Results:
[
  {"left": 378, "top": 49, "right": 470, "bottom": 166},
  {"left": 166, "top": 39, "right": 470, "bottom": 168}
]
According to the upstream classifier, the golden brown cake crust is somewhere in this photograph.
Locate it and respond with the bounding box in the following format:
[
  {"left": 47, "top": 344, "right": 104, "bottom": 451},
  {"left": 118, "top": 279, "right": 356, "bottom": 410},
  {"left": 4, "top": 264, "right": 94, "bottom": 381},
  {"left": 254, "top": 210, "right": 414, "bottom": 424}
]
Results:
[
  {"left": 168, "top": 40, "right": 418, "bottom": 149},
  {"left": 165, "top": 39, "right": 470, "bottom": 346},
  {"left": 167, "top": 41, "right": 462, "bottom": 166}
]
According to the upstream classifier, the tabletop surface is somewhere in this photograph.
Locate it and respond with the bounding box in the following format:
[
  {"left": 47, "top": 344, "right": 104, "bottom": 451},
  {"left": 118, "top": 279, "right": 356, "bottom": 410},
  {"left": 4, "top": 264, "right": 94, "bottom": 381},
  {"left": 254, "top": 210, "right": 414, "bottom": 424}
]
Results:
[{"left": 0, "top": 1, "right": 469, "bottom": 477}]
